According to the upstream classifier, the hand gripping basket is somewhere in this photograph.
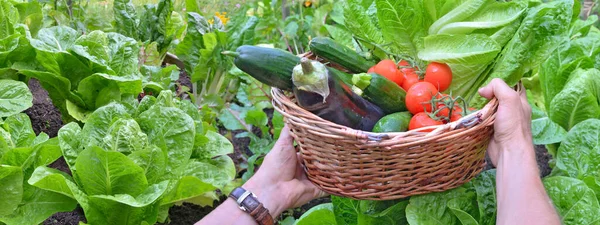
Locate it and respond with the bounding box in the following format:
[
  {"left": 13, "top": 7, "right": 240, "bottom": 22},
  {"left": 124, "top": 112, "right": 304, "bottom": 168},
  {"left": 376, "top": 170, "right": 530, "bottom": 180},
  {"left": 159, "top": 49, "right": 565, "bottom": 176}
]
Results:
[{"left": 271, "top": 78, "right": 499, "bottom": 200}]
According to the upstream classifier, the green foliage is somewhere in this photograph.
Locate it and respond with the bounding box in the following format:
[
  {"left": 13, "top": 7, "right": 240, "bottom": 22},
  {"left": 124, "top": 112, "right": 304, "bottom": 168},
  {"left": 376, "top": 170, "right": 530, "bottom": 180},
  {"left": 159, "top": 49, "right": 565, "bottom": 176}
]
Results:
[
  {"left": 294, "top": 203, "right": 336, "bottom": 225},
  {"left": 0, "top": 114, "right": 77, "bottom": 225},
  {"left": 0, "top": 80, "right": 32, "bottom": 118},
  {"left": 543, "top": 176, "right": 600, "bottom": 225},
  {"left": 29, "top": 90, "right": 235, "bottom": 224}
]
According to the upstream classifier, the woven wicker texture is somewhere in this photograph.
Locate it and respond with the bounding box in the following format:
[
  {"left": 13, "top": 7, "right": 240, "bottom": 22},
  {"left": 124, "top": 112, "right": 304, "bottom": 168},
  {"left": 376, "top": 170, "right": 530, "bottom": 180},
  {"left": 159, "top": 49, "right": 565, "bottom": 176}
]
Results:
[{"left": 272, "top": 87, "right": 499, "bottom": 200}]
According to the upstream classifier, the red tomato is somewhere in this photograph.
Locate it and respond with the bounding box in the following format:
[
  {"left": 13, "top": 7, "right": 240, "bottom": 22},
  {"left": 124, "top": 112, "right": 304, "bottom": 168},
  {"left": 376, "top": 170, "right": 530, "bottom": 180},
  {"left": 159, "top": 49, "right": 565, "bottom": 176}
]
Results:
[
  {"left": 450, "top": 112, "right": 462, "bottom": 122},
  {"left": 405, "top": 82, "right": 438, "bottom": 114},
  {"left": 372, "top": 59, "right": 404, "bottom": 86},
  {"left": 398, "top": 60, "right": 420, "bottom": 91},
  {"left": 368, "top": 66, "right": 375, "bottom": 73},
  {"left": 424, "top": 62, "right": 452, "bottom": 92},
  {"left": 409, "top": 112, "right": 443, "bottom": 131}
]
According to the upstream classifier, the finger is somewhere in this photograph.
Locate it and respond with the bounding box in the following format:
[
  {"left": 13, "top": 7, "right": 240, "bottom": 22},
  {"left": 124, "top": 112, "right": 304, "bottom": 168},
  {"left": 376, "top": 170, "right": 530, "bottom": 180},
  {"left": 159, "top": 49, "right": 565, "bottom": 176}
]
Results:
[{"left": 478, "top": 79, "right": 519, "bottom": 102}]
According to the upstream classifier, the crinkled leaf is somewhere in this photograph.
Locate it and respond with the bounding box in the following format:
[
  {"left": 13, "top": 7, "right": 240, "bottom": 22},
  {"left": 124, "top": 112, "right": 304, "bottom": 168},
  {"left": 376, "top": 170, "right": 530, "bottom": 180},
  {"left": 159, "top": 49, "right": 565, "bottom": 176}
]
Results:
[
  {"left": 543, "top": 176, "right": 600, "bottom": 225},
  {"left": 0, "top": 186, "right": 77, "bottom": 225},
  {"left": 295, "top": 203, "right": 336, "bottom": 225},
  {"left": 471, "top": 0, "right": 574, "bottom": 107},
  {"left": 549, "top": 68, "right": 600, "bottom": 131},
  {"left": 29, "top": 26, "right": 78, "bottom": 53},
  {"left": 0, "top": 165, "right": 22, "bottom": 216},
  {"left": 183, "top": 156, "right": 235, "bottom": 189},
  {"left": 58, "top": 122, "right": 83, "bottom": 170},
  {"left": 0, "top": 80, "right": 33, "bottom": 118},
  {"left": 531, "top": 105, "right": 567, "bottom": 145},
  {"left": 128, "top": 145, "right": 166, "bottom": 184},
  {"left": 113, "top": 0, "right": 139, "bottom": 39},
  {"left": 192, "top": 130, "right": 232, "bottom": 159},
  {"left": 375, "top": 0, "right": 424, "bottom": 56},
  {"left": 80, "top": 103, "right": 130, "bottom": 148},
  {"left": 159, "top": 176, "right": 216, "bottom": 205},
  {"left": 553, "top": 119, "right": 600, "bottom": 182},
  {"left": 137, "top": 106, "right": 195, "bottom": 175},
  {"left": 471, "top": 169, "right": 496, "bottom": 225},
  {"left": 406, "top": 187, "right": 474, "bottom": 225},
  {"left": 344, "top": 0, "right": 385, "bottom": 46},
  {"left": 2, "top": 113, "right": 35, "bottom": 147},
  {"left": 103, "top": 118, "right": 148, "bottom": 154},
  {"left": 75, "top": 146, "right": 148, "bottom": 196}
]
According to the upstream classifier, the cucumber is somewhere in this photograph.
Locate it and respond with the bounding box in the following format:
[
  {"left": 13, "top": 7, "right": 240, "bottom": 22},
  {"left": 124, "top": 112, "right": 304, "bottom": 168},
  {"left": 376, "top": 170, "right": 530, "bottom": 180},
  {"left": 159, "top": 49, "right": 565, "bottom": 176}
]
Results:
[
  {"left": 352, "top": 73, "right": 408, "bottom": 114},
  {"left": 309, "top": 37, "right": 375, "bottom": 73},
  {"left": 372, "top": 112, "right": 412, "bottom": 133},
  {"left": 292, "top": 58, "right": 385, "bottom": 131},
  {"left": 228, "top": 45, "right": 300, "bottom": 90}
]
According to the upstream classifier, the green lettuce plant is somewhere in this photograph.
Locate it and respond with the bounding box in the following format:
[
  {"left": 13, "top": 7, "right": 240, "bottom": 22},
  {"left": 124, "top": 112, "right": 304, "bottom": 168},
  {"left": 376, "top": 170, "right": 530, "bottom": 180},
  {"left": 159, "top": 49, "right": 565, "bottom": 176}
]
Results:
[
  {"left": 0, "top": 113, "right": 77, "bottom": 225},
  {"left": 28, "top": 90, "right": 236, "bottom": 224}
]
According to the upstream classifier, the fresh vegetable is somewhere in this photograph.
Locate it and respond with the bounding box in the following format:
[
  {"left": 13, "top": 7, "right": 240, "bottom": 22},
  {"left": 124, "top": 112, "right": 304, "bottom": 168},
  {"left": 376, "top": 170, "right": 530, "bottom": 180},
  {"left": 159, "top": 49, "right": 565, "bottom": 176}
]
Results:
[
  {"left": 0, "top": 114, "right": 77, "bottom": 225},
  {"left": 399, "top": 60, "right": 421, "bottom": 91},
  {"left": 0, "top": 80, "right": 33, "bottom": 118},
  {"left": 28, "top": 91, "right": 236, "bottom": 225},
  {"left": 372, "top": 112, "right": 412, "bottom": 133},
  {"left": 352, "top": 73, "right": 407, "bottom": 114},
  {"left": 405, "top": 82, "right": 438, "bottom": 114},
  {"left": 309, "top": 37, "right": 375, "bottom": 73},
  {"left": 229, "top": 45, "right": 300, "bottom": 90},
  {"left": 425, "top": 62, "right": 453, "bottom": 92},
  {"left": 409, "top": 112, "right": 443, "bottom": 131},
  {"left": 402, "top": 72, "right": 421, "bottom": 91},
  {"left": 371, "top": 59, "right": 404, "bottom": 86},
  {"left": 292, "top": 58, "right": 385, "bottom": 131}
]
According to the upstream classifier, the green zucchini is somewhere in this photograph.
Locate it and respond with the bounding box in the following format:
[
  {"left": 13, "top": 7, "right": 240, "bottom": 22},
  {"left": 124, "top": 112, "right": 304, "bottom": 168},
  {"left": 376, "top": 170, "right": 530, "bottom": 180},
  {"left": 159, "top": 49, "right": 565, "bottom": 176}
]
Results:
[
  {"left": 352, "top": 73, "right": 407, "bottom": 114},
  {"left": 309, "top": 37, "right": 375, "bottom": 73},
  {"left": 372, "top": 112, "right": 412, "bottom": 133},
  {"left": 228, "top": 45, "right": 300, "bottom": 90}
]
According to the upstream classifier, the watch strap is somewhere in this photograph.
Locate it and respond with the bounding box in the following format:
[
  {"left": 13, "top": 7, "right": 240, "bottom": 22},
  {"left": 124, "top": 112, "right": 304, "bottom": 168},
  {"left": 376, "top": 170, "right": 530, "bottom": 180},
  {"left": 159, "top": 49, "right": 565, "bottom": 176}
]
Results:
[{"left": 229, "top": 187, "right": 275, "bottom": 225}]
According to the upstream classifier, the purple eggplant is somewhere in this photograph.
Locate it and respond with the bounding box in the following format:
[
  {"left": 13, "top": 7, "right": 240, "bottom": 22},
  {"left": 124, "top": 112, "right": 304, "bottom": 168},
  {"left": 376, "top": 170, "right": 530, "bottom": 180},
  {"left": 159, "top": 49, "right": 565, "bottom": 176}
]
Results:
[{"left": 292, "top": 58, "right": 385, "bottom": 131}]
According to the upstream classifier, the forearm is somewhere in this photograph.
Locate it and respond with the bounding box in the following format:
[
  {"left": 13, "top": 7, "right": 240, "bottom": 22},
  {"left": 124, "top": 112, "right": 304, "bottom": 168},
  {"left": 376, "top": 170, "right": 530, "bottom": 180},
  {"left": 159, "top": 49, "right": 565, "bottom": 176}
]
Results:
[
  {"left": 195, "top": 199, "right": 258, "bottom": 225},
  {"left": 196, "top": 175, "right": 286, "bottom": 225},
  {"left": 496, "top": 144, "right": 560, "bottom": 225}
]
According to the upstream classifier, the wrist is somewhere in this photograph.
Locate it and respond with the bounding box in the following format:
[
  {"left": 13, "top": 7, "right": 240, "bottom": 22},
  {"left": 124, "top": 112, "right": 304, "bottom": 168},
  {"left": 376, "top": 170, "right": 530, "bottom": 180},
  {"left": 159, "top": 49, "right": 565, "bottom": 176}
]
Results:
[{"left": 242, "top": 175, "right": 287, "bottom": 218}]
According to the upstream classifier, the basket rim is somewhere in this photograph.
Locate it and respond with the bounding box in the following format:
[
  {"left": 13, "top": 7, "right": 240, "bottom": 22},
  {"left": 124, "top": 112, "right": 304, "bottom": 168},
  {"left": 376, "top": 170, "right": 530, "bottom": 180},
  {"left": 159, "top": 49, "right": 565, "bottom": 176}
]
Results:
[{"left": 271, "top": 87, "right": 499, "bottom": 144}]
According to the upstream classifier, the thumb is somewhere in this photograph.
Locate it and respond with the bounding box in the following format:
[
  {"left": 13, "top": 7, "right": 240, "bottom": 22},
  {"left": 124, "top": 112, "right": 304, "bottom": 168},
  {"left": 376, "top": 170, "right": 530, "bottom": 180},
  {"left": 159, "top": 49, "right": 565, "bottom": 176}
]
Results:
[{"left": 479, "top": 78, "right": 517, "bottom": 101}]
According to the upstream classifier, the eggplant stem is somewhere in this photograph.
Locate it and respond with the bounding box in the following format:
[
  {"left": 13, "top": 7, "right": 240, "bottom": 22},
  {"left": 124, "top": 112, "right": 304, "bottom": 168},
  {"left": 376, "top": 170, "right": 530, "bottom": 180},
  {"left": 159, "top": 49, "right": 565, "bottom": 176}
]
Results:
[{"left": 300, "top": 58, "right": 313, "bottom": 74}]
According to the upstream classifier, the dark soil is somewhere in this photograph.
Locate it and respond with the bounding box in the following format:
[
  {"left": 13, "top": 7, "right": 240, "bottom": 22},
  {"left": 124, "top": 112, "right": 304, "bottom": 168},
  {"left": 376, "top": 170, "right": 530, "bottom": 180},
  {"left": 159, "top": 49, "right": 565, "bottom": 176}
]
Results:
[
  {"left": 534, "top": 145, "right": 552, "bottom": 177},
  {"left": 484, "top": 144, "right": 553, "bottom": 177},
  {"left": 160, "top": 198, "right": 225, "bottom": 225},
  {"left": 24, "top": 79, "right": 62, "bottom": 138},
  {"left": 44, "top": 207, "right": 86, "bottom": 225}
]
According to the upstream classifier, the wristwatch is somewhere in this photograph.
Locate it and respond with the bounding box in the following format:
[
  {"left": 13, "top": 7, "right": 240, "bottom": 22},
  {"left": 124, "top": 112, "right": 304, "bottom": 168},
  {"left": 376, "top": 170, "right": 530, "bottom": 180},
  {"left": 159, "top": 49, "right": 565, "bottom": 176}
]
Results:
[{"left": 229, "top": 187, "right": 275, "bottom": 225}]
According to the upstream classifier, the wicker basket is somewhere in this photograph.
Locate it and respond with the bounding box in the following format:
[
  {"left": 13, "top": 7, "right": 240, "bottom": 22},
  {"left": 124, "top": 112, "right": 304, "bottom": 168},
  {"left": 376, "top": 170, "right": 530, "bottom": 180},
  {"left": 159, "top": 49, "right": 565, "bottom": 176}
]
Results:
[{"left": 271, "top": 68, "right": 499, "bottom": 200}]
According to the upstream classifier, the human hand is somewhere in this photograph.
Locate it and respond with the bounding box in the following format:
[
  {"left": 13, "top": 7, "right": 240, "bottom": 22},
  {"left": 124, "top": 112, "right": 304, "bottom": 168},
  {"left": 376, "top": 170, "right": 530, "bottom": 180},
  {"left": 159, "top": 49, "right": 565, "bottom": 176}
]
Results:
[
  {"left": 478, "top": 78, "right": 535, "bottom": 167},
  {"left": 242, "top": 125, "right": 328, "bottom": 218}
]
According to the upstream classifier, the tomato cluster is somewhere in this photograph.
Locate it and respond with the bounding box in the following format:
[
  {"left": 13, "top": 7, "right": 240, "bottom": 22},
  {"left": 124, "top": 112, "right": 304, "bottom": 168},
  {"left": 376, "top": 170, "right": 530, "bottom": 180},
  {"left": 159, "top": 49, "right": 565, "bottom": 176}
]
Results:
[{"left": 369, "top": 59, "right": 473, "bottom": 131}]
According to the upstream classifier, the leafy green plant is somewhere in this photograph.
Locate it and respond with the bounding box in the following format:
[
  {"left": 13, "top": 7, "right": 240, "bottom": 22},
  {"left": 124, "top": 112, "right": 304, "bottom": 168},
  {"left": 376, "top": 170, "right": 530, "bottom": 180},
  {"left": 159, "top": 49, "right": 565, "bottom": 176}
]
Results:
[
  {"left": 28, "top": 90, "right": 236, "bottom": 224},
  {"left": 113, "top": 0, "right": 184, "bottom": 59},
  {"left": 0, "top": 80, "right": 32, "bottom": 118},
  {"left": 0, "top": 113, "right": 77, "bottom": 225}
]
